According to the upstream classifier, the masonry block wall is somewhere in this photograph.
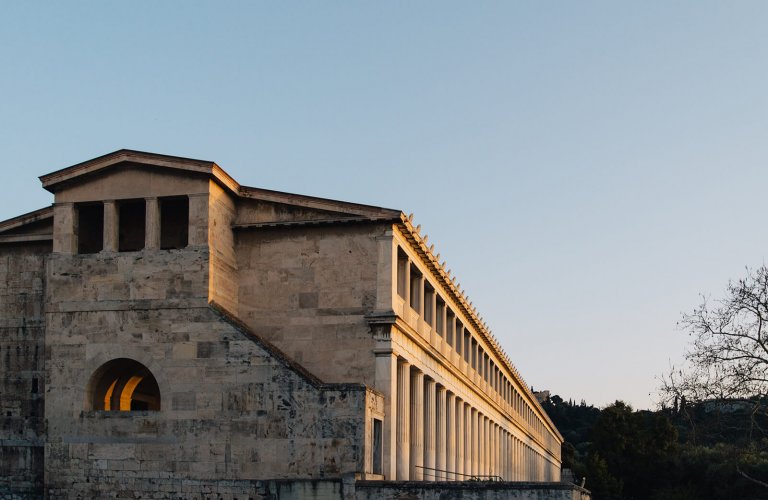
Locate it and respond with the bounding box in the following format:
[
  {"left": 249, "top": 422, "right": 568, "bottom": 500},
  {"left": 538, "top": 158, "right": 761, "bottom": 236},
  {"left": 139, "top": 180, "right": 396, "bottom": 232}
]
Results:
[
  {"left": 236, "top": 223, "right": 384, "bottom": 386},
  {"left": 0, "top": 242, "right": 49, "bottom": 497},
  {"left": 43, "top": 249, "right": 377, "bottom": 498}
]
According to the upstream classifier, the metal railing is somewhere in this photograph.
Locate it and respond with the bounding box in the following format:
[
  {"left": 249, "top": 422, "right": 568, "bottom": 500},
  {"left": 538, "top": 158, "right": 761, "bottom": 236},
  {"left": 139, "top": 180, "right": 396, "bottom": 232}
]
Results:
[{"left": 415, "top": 465, "right": 504, "bottom": 482}]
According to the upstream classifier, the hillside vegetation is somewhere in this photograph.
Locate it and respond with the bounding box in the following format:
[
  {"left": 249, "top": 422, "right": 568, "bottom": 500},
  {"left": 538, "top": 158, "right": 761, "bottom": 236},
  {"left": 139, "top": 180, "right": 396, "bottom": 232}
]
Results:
[{"left": 542, "top": 394, "right": 768, "bottom": 500}]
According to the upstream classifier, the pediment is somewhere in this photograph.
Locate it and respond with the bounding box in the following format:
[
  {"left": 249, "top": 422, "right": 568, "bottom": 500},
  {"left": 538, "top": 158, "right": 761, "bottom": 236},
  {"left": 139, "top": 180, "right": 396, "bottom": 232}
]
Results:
[{"left": 39, "top": 149, "right": 238, "bottom": 196}]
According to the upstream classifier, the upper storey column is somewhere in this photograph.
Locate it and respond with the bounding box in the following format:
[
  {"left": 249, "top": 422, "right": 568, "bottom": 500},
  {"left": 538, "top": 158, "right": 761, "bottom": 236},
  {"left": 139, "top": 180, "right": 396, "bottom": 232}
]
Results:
[
  {"left": 103, "top": 201, "right": 118, "bottom": 252},
  {"left": 145, "top": 197, "right": 160, "bottom": 250}
]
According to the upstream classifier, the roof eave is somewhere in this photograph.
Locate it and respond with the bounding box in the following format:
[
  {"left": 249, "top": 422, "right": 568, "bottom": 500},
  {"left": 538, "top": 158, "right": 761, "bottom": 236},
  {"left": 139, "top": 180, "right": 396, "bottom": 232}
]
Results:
[{"left": 0, "top": 206, "right": 54, "bottom": 234}]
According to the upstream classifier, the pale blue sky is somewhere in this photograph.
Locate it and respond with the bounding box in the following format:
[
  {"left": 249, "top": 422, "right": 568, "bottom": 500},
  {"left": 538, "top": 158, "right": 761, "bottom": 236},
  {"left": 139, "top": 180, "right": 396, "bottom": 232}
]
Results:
[{"left": 2, "top": 2, "right": 767, "bottom": 409}]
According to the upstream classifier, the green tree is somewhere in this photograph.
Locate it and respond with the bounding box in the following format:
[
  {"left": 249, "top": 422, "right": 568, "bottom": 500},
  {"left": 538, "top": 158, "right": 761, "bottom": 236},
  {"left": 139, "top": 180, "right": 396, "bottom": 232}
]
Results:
[{"left": 588, "top": 401, "right": 678, "bottom": 499}]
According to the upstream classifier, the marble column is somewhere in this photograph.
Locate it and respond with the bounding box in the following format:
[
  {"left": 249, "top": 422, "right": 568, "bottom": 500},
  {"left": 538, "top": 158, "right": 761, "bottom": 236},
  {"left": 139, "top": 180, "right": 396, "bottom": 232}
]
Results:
[
  {"left": 455, "top": 398, "right": 464, "bottom": 479},
  {"left": 435, "top": 385, "right": 447, "bottom": 480},
  {"left": 502, "top": 431, "right": 507, "bottom": 480},
  {"left": 410, "top": 370, "right": 424, "bottom": 480},
  {"left": 396, "top": 360, "right": 410, "bottom": 480},
  {"left": 464, "top": 404, "right": 472, "bottom": 477},
  {"left": 493, "top": 424, "right": 499, "bottom": 478},
  {"left": 511, "top": 437, "right": 515, "bottom": 480},
  {"left": 470, "top": 409, "right": 478, "bottom": 477},
  {"left": 478, "top": 415, "right": 485, "bottom": 476},
  {"left": 490, "top": 423, "right": 496, "bottom": 477},
  {"left": 487, "top": 418, "right": 492, "bottom": 476},
  {"left": 445, "top": 392, "right": 455, "bottom": 479},
  {"left": 423, "top": 377, "right": 436, "bottom": 480}
]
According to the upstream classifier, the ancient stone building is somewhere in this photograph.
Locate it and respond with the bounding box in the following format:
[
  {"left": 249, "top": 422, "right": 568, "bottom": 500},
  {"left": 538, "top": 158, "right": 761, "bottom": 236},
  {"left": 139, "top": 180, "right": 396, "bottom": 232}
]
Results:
[{"left": 0, "top": 150, "right": 583, "bottom": 499}]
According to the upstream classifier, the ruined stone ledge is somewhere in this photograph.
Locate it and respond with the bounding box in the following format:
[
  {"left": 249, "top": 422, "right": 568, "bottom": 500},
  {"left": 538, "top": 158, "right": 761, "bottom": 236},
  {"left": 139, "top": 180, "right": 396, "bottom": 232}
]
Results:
[
  {"left": 62, "top": 435, "right": 178, "bottom": 444},
  {"left": 48, "top": 298, "right": 210, "bottom": 313},
  {"left": 0, "top": 440, "right": 43, "bottom": 447}
]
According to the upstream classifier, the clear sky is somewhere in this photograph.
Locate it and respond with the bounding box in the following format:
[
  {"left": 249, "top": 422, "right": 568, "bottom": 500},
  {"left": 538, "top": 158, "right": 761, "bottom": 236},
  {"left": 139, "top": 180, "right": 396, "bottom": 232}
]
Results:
[{"left": 2, "top": 2, "right": 767, "bottom": 410}]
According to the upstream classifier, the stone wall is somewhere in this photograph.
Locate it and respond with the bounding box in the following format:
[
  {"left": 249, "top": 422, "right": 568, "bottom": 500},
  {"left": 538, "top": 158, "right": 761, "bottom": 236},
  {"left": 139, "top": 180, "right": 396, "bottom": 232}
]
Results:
[
  {"left": 208, "top": 181, "right": 239, "bottom": 315},
  {"left": 43, "top": 248, "right": 378, "bottom": 498},
  {"left": 0, "top": 241, "right": 49, "bottom": 498},
  {"left": 236, "top": 223, "right": 385, "bottom": 386}
]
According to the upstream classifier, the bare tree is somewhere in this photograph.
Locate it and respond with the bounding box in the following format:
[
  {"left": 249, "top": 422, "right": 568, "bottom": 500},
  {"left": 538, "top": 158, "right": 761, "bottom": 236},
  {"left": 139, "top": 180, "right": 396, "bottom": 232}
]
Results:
[
  {"left": 661, "top": 266, "right": 768, "bottom": 405},
  {"left": 660, "top": 266, "right": 768, "bottom": 489}
]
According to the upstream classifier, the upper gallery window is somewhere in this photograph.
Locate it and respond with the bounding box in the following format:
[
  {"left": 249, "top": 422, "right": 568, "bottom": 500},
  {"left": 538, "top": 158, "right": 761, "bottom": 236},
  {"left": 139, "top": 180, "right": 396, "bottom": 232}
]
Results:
[
  {"left": 76, "top": 203, "right": 104, "bottom": 254},
  {"left": 118, "top": 199, "right": 146, "bottom": 252},
  {"left": 160, "top": 196, "right": 189, "bottom": 249}
]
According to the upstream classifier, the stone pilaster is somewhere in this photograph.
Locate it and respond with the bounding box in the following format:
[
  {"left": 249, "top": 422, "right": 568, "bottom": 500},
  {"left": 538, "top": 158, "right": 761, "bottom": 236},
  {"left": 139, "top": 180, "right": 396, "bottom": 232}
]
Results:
[
  {"left": 53, "top": 203, "right": 76, "bottom": 254},
  {"left": 375, "top": 351, "right": 398, "bottom": 480}
]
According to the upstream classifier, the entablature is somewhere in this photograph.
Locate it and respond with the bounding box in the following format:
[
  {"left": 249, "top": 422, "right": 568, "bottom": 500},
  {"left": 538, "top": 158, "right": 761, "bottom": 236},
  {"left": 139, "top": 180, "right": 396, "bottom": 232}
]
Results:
[{"left": 390, "top": 217, "right": 562, "bottom": 445}]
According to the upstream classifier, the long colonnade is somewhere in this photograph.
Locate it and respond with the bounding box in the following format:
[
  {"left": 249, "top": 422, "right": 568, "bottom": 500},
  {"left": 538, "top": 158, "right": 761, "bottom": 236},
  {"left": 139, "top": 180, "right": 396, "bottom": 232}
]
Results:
[
  {"left": 391, "top": 357, "right": 557, "bottom": 482},
  {"left": 380, "top": 234, "right": 563, "bottom": 482}
]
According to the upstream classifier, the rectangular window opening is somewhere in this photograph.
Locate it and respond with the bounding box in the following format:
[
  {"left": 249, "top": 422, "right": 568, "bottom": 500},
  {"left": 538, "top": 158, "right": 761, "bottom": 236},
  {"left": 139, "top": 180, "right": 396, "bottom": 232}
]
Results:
[
  {"left": 446, "top": 310, "right": 455, "bottom": 348},
  {"left": 409, "top": 265, "right": 422, "bottom": 312},
  {"left": 436, "top": 299, "right": 445, "bottom": 338},
  {"left": 396, "top": 248, "right": 408, "bottom": 298},
  {"left": 372, "top": 418, "right": 383, "bottom": 475},
  {"left": 77, "top": 203, "right": 103, "bottom": 254},
  {"left": 160, "top": 197, "right": 189, "bottom": 249},
  {"left": 118, "top": 199, "right": 146, "bottom": 252},
  {"left": 424, "top": 283, "right": 435, "bottom": 327},
  {"left": 461, "top": 324, "right": 469, "bottom": 362}
]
